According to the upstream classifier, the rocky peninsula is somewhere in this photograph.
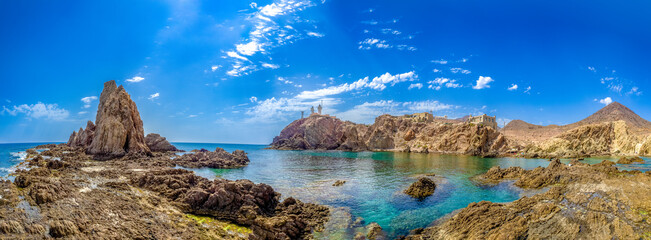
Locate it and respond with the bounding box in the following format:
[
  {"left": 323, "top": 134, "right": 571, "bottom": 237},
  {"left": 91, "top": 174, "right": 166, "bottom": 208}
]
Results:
[
  {"left": 0, "top": 80, "right": 330, "bottom": 239},
  {"left": 271, "top": 102, "right": 651, "bottom": 158}
]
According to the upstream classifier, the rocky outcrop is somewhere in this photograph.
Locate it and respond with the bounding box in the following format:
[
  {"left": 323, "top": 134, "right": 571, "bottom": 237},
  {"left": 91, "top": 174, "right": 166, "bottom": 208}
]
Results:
[
  {"left": 86, "top": 80, "right": 150, "bottom": 158},
  {"left": 270, "top": 114, "right": 510, "bottom": 156},
  {"left": 131, "top": 168, "right": 329, "bottom": 239},
  {"left": 67, "top": 121, "right": 95, "bottom": 148},
  {"left": 271, "top": 114, "right": 363, "bottom": 150},
  {"left": 617, "top": 156, "right": 644, "bottom": 164},
  {"left": 404, "top": 177, "right": 436, "bottom": 199},
  {"left": 145, "top": 133, "right": 178, "bottom": 152},
  {"left": 174, "top": 148, "right": 249, "bottom": 168},
  {"left": 403, "top": 160, "right": 651, "bottom": 240}
]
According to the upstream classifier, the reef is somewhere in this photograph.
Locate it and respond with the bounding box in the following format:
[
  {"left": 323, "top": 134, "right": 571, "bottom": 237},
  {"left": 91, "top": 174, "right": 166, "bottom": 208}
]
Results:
[
  {"left": 404, "top": 177, "right": 436, "bottom": 199},
  {"left": 174, "top": 148, "right": 249, "bottom": 168}
]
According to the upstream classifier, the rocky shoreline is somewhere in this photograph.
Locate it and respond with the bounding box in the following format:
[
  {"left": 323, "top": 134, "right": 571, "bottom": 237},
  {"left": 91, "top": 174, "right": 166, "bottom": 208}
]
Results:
[{"left": 400, "top": 159, "right": 651, "bottom": 239}]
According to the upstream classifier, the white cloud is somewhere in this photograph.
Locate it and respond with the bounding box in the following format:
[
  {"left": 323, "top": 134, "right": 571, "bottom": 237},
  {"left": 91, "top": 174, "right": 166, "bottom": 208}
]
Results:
[
  {"left": 431, "top": 59, "right": 448, "bottom": 64},
  {"left": 1, "top": 102, "right": 69, "bottom": 120},
  {"left": 524, "top": 86, "right": 532, "bottom": 94},
  {"left": 223, "top": 0, "right": 319, "bottom": 77},
  {"left": 126, "top": 76, "right": 145, "bottom": 83},
  {"left": 598, "top": 97, "right": 613, "bottom": 105},
  {"left": 433, "top": 69, "right": 441, "bottom": 73},
  {"left": 507, "top": 84, "right": 518, "bottom": 91},
  {"left": 472, "top": 76, "right": 494, "bottom": 90},
  {"left": 408, "top": 83, "right": 423, "bottom": 90},
  {"left": 358, "top": 38, "right": 392, "bottom": 50},
  {"left": 296, "top": 71, "right": 417, "bottom": 99},
  {"left": 250, "top": 96, "right": 258, "bottom": 102},
  {"left": 226, "top": 51, "right": 249, "bottom": 61},
  {"left": 307, "top": 32, "right": 324, "bottom": 37},
  {"left": 80, "top": 96, "right": 98, "bottom": 108},
  {"left": 78, "top": 111, "right": 88, "bottom": 115},
  {"left": 627, "top": 87, "right": 642, "bottom": 96},
  {"left": 450, "top": 68, "right": 470, "bottom": 74},
  {"left": 588, "top": 66, "right": 596, "bottom": 72},
  {"left": 211, "top": 65, "right": 221, "bottom": 72},
  {"left": 336, "top": 100, "right": 454, "bottom": 124},
  {"left": 149, "top": 93, "right": 160, "bottom": 100},
  {"left": 600, "top": 77, "right": 614, "bottom": 84},
  {"left": 428, "top": 78, "right": 461, "bottom": 90},
  {"left": 261, "top": 63, "right": 280, "bottom": 69}
]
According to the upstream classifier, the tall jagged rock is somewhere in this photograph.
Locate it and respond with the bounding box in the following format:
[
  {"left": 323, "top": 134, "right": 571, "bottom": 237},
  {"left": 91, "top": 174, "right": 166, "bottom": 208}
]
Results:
[{"left": 85, "top": 80, "right": 150, "bottom": 158}]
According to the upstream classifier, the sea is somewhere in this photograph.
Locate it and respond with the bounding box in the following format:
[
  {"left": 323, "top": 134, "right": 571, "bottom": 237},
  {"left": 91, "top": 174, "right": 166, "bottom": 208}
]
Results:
[{"left": 1, "top": 142, "right": 650, "bottom": 238}]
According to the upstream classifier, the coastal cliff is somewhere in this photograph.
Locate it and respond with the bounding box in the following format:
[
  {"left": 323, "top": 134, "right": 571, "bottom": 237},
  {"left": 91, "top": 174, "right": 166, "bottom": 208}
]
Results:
[
  {"left": 272, "top": 102, "right": 651, "bottom": 158},
  {"left": 270, "top": 113, "right": 509, "bottom": 156}
]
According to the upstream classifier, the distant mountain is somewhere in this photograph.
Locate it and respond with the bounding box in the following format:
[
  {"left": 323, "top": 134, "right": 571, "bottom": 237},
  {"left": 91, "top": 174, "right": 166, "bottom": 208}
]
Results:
[{"left": 568, "top": 102, "right": 651, "bottom": 130}]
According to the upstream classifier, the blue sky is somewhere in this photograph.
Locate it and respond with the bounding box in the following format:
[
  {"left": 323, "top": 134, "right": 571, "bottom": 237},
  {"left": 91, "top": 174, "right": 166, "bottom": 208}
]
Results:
[{"left": 1, "top": 0, "right": 651, "bottom": 144}]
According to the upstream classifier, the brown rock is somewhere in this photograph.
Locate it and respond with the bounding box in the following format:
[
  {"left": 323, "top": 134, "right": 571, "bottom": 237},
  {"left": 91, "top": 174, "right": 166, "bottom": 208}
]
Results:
[
  {"left": 49, "top": 220, "right": 78, "bottom": 238},
  {"left": 404, "top": 177, "right": 436, "bottom": 199},
  {"left": 86, "top": 80, "right": 151, "bottom": 159},
  {"left": 174, "top": 147, "right": 249, "bottom": 168},
  {"left": 67, "top": 121, "right": 95, "bottom": 148},
  {"left": 366, "top": 222, "right": 384, "bottom": 240},
  {"left": 333, "top": 180, "right": 346, "bottom": 186},
  {"left": 145, "top": 133, "right": 178, "bottom": 152},
  {"left": 617, "top": 156, "right": 644, "bottom": 164}
]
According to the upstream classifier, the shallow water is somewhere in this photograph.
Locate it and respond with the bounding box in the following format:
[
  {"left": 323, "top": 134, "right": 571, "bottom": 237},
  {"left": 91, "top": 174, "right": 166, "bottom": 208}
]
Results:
[{"left": 2, "top": 142, "right": 649, "bottom": 238}]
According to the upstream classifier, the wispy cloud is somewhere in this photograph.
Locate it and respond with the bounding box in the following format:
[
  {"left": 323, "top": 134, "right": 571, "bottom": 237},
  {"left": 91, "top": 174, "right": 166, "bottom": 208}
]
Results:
[
  {"left": 223, "top": 0, "right": 322, "bottom": 77},
  {"left": 408, "top": 83, "right": 423, "bottom": 90},
  {"left": 507, "top": 84, "right": 518, "bottom": 91},
  {"left": 431, "top": 59, "right": 448, "bottom": 64},
  {"left": 1, "top": 102, "right": 69, "bottom": 120},
  {"left": 450, "top": 67, "right": 470, "bottom": 74},
  {"left": 149, "top": 93, "right": 160, "bottom": 100},
  {"left": 80, "top": 96, "right": 97, "bottom": 108},
  {"left": 126, "top": 76, "right": 145, "bottom": 83},
  {"left": 428, "top": 78, "right": 461, "bottom": 90},
  {"left": 296, "top": 71, "right": 417, "bottom": 99},
  {"left": 336, "top": 100, "right": 454, "bottom": 124}
]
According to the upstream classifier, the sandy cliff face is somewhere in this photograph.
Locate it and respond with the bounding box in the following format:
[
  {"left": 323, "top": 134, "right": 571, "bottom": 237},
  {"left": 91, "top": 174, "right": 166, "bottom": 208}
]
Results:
[{"left": 270, "top": 114, "right": 509, "bottom": 156}]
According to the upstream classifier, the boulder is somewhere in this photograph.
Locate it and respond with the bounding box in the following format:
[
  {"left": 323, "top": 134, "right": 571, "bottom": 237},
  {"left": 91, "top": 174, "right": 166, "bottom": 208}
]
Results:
[
  {"left": 86, "top": 80, "right": 151, "bottom": 158},
  {"left": 145, "top": 133, "right": 178, "bottom": 152},
  {"left": 404, "top": 177, "right": 436, "bottom": 199}
]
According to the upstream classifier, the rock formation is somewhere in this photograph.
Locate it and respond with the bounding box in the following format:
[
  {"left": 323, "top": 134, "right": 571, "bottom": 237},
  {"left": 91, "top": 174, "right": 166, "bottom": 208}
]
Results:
[
  {"left": 67, "top": 80, "right": 155, "bottom": 159},
  {"left": 402, "top": 160, "right": 651, "bottom": 239},
  {"left": 617, "top": 156, "right": 644, "bottom": 164},
  {"left": 404, "top": 177, "right": 436, "bottom": 199},
  {"left": 67, "top": 121, "right": 95, "bottom": 148},
  {"left": 145, "top": 133, "right": 178, "bottom": 152},
  {"left": 174, "top": 148, "right": 249, "bottom": 168},
  {"left": 270, "top": 114, "right": 509, "bottom": 156},
  {"left": 87, "top": 80, "right": 150, "bottom": 158}
]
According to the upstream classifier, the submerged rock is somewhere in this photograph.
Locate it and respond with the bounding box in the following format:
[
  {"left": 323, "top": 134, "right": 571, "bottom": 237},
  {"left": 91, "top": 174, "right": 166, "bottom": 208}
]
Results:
[
  {"left": 617, "top": 156, "right": 644, "bottom": 164},
  {"left": 366, "top": 222, "right": 385, "bottom": 240},
  {"left": 145, "top": 133, "right": 179, "bottom": 152},
  {"left": 332, "top": 180, "right": 346, "bottom": 187},
  {"left": 174, "top": 147, "right": 249, "bottom": 168},
  {"left": 404, "top": 177, "right": 436, "bottom": 199}
]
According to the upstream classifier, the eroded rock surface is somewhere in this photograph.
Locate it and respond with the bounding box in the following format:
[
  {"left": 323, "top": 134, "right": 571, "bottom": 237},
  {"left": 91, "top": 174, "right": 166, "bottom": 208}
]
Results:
[
  {"left": 87, "top": 80, "right": 151, "bottom": 158},
  {"left": 1, "top": 144, "right": 329, "bottom": 239},
  {"left": 145, "top": 133, "right": 179, "bottom": 152},
  {"left": 174, "top": 148, "right": 249, "bottom": 168},
  {"left": 404, "top": 177, "right": 436, "bottom": 199},
  {"left": 270, "top": 114, "right": 509, "bottom": 156},
  {"left": 402, "top": 160, "right": 651, "bottom": 239},
  {"left": 618, "top": 156, "right": 645, "bottom": 164}
]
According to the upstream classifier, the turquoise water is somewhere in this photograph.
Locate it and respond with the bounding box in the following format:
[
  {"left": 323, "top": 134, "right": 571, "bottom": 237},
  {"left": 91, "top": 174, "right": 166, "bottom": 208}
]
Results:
[{"left": 2, "top": 142, "right": 650, "bottom": 238}]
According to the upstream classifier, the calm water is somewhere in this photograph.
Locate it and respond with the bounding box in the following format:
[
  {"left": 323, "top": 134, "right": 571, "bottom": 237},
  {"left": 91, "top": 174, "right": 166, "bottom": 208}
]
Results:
[{"left": 2, "top": 142, "right": 650, "bottom": 238}]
